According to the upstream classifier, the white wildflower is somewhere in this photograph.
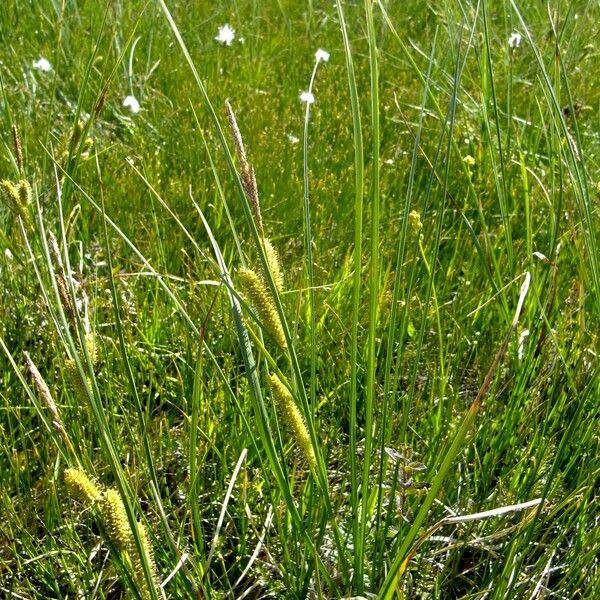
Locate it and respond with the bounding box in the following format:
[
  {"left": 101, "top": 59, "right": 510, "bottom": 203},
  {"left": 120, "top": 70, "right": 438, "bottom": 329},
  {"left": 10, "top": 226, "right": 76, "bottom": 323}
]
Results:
[
  {"left": 300, "top": 91, "right": 315, "bottom": 104},
  {"left": 518, "top": 329, "right": 530, "bottom": 361},
  {"left": 215, "top": 24, "right": 235, "bottom": 46},
  {"left": 287, "top": 134, "right": 300, "bottom": 144},
  {"left": 122, "top": 95, "right": 140, "bottom": 114},
  {"left": 584, "top": 348, "right": 596, "bottom": 371},
  {"left": 315, "top": 48, "right": 330, "bottom": 63},
  {"left": 508, "top": 32, "right": 522, "bottom": 49},
  {"left": 33, "top": 57, "right": 52, "bottom": 72}
]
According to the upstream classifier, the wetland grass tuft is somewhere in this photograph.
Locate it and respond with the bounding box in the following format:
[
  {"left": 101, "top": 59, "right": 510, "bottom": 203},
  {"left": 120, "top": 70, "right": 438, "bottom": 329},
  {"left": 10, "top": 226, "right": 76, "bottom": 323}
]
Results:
[{"left": 1, "top": 1, "right": 598, "bottom": 598}]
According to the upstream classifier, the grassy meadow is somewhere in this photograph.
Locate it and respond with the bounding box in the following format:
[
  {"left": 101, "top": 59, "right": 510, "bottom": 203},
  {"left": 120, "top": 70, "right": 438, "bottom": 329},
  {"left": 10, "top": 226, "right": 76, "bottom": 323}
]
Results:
[{"left": 1, "top": 0, "right": 599, "bottom": 598}]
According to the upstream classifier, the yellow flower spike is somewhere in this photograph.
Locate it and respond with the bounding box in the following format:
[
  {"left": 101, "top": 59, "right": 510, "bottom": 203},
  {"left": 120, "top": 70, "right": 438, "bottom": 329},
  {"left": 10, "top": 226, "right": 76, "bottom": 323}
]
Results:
[
  {"left": 239, "top": 267, "right": 287, "bottom": 349},
  {"left": 65, "top": 472, "right": 159, "bottom": 600},
  {"left": 64, "top": 468, "right": 103, "bottom": 504},
  {"left": 65, "top": 358, "right": 91, "bottom": 402},
  {"left": 84, "top": 331, "right": 98, "bottom": 366},
  {"left": 408, "top": 210, "right": 422, "bottom": 235},
  {"left": 131, "top": 522, "right": 160, "bottom": 597},
  {"left": 268, "top": 373, "right": 317, "bottom": 471},
  {"left": 98, "top": 490, "right": 158, "bottom": 600},
  {"left": 98, "top": 488, "right": 132, "bottom": 552},
  {"left": 0, "top": 179, "right": 33, "bottom": 228},
  {"left": 0, "top": 180, "right": 20, "bottom": 214},
  {"left": 16, "top": 180, "right": 32, "bottom": 208},
  {"left": 261, "top": 238, "right": 284, "bottom": 293}
]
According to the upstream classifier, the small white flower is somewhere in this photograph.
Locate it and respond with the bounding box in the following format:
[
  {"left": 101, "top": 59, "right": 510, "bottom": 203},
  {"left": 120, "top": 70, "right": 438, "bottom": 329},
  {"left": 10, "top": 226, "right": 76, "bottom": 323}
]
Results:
[
  {"left": 300, "top": 91, "right": 315, "bottom": 104},
  {"left": 123, "top": 95, "right": 140, "bottom": 114},
  {"left": 518, "top": 329, "right": 530, "bottom": 360},
  {"left": 287, "top": 134, "right": 300, "bottom": 144},
  {"left": 384, "top": 158, "right": 394, "bottom": 165},
  {"left": 315, "top": 48, "right": 330, "bottom": 63},
  {"left": 584, "top": 348, "right": 596, "bottom": 371},
  {"left": 4, "top": 248, "right": 13, "bottom": 260},
  {"left": 508, "top": 32, "right": 522, "bottom": 49},
  {"left": 215, "top": 24, "right": 235, "bottom": 46},
  {"left": 33, "top": 57, "right": 52, "bottom": 72}
]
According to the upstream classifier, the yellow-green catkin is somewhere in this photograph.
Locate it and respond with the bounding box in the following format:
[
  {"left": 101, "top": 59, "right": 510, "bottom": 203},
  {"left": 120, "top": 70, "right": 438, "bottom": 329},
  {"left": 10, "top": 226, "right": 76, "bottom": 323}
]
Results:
[
  {"left": 65, "top": 358, "right": 92, "bottom": 401},
  {"left": 0, "top": 181, "right": 19, "bottom": 214},
  {"left": 65, "top": 470, "right": 158, "bottom": 599},
  {"left": 131, "top": 522, "right": 159, "bottom": 597},
  {"left": 408, "top": 210, "right": 422, "bottom": 235},
  {"left": 0, "top": 179, "right": 33, "bottom": 229},
  {"left": 268, "top": 373, "right": 317, "bottom": 471},
  {"left": 16, "top": 180, "right": 32, "bottom": 208},
  {"left": 239, "top": 267, "right": 287, "bottom": 349},
  {"left": 261, "top": 238, "right": 284, "bottom": 293},
  {"left": 99, "top": 488, "right": 132, "bottom": 551},
  {"left": 64, "top": 467, "right": 103, "bottom": 504},
  {"left": 98, "top": 489, "right": 158, "bottom": 600},
  {"left": 84, "top": 330, "right": 98, "bottom": 366}
]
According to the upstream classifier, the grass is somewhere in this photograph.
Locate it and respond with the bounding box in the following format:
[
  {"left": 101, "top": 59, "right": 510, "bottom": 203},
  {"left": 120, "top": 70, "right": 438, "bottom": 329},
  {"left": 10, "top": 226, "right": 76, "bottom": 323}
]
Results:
[{"left": 1, "top": 0, "right": 599, "bottom": 598}]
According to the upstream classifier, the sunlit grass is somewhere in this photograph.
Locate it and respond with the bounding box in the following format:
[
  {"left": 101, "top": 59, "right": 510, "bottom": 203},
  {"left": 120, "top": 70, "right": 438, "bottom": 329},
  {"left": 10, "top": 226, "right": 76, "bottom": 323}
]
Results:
[{"left": 1, "top": 1, "right": 599, "bottom": 598}]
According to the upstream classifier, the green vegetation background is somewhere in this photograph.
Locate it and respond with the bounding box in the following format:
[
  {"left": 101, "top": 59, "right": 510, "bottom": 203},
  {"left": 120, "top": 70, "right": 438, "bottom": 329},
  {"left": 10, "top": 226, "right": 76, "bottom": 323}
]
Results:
[{"left": 1, "top": 1, "right": 598, "bottom": 598}]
